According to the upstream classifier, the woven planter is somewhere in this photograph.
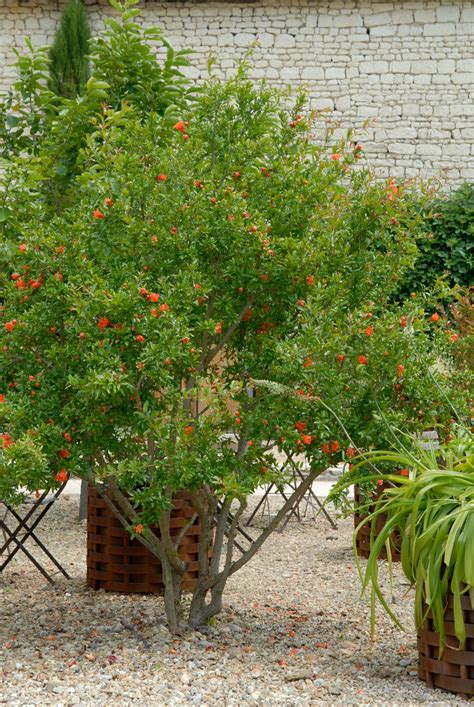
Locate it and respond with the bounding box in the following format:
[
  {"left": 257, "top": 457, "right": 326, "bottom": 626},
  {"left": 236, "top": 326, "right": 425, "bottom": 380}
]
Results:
[
  {"left": 354, "top": 482, "right": 401, "bottom": 561},
  {"left": 87, "top": 486, "right": 206, "bottom": 593},
  {"left": 418, "top": 594, "right": 474, "bottom": 698}
]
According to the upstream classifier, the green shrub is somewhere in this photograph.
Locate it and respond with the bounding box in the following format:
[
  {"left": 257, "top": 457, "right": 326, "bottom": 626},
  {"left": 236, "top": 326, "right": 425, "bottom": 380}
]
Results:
[
  {"left": 48, "top": 0, "right": 91, "bottom": 99},
  {"left": 399, "top": 183, "right": 474, "bottom": 294}
]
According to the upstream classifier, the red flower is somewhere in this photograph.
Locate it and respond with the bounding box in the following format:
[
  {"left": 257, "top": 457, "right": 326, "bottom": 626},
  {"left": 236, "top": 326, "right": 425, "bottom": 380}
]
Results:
[
  {"left": 184, "top": 425, "right": 193, "bottom": 436},
  {"left": 399, "top": 469, "right": 409, "bottom": 477},
  {"left": 134, "top": 523, "right": 144, "bottom": 534},
  {"left": 104, "top": 197, "right": 113, "bottom": 207},
  {"left": 296, "top": 299, "right": 305, "bottom": 307},
  {"left": 306, "top": 275, "right": 315, "bottom": 286},
  {"left": 139, "top": 287, "right": 148, "bottom": 297},
  {"left": 397, "top": 364, "right": 405, "bottom": 378},
  {"left": 303, "top": 357, "right": 313, "bottom": 368},
  {"left": 181, "top": 337, "right": 190, "bottom": 344},
  {"left": 54, "top": 469, "right": 68, "bottom": 483},
  {"left": 19, "top": 244, "right": 27, "bottom": 252},
  {"left": 155, "top": 174, "right": 167, "bottom": 182},
  {"left": 163, "top": 357, "right": 172, "bottom": 366},
  {"left": 331, "top": 153, "right": 341, "bottom": 161},
  {"left": 15, "top": 278, "right": 27, "bottom": 289},
  {"left": 160, "top": 303, "right": 169, "bottom": 313},
  {"left": 215, "top": 322, "right": 222, "bottom": 335},
  {"left": 243, "top": 309, "right": 252, "bottom": 321},
  {"left": 194, "top": 180, "right": 204, "bottom": 190},
  {"left": 358, "top": 355, "right": 368, "bottom": 365},
  {"left": 431, "top": 313, "right": 440, "bottom": 322},
  {"left": 135, "top": 335, "right": 145, "bottom": 343},
  {"left": 4, "top": 320, "right": 16, "bottom": 332},
  {"left": 301, "top": 434, "right": 312, "bottom": 445},
  {"left": 58, "top": 449, "right": 70, "bottom": 459},
  {"left": 98, "top": 317, "right": 110, "bottom": 330},
  {"left": 64, "top": 432, "right": 72, "bottom": 442},
  {"left": 400, "top": 316, "right": 407, "bottom": 327},
  {"left": 147, "top": 292, "right": 160, "bottom": 303},
  {"left": 174, "top": 121, "right": 189, "bottom": 133},
  {"left": 232, "top": 171, "right": 241, "bottom": 179},
  {"left": 150, "top": 308, "right": 159, "bottom": 317},
  {"left": 365, "top": 325, "right": 374, "bottom": 337},
  {"left": 377, "top": 479, "right": 384, "bottom": 486},
  {"left": 450, "top": 334, "right": 459, "bottom": 342},
  {"left": 260, "top": 274, "right": 269, "bottom": 282},
  {"left": 11, "top": 273, "right": 20, "bottom": 280},
  {"left": 0, "top": 394, "right": 6, "bottom": 403},
  {"left": 295, "top": 421, "right": 306, "bottom": 432},
  {"left": 93, "top": 209, "right": 105, "bottom": 219},
  {"left": 320, "top": 443, "right": 330, "bottom": 454},
  {"left": 182, "top": 134, "right": 189, "bottom": 141},
  {"left": 30, "top": 280, "right": 42, "bottom": 290},
  {"left": 346, "top": 447, "right": 356, "bottom": 458},
  {"left": 337, "top": 354, "right": 345, "bottom": 363},
  {"left": 1, "top": 433, "right": 13, "bottom": 448}
]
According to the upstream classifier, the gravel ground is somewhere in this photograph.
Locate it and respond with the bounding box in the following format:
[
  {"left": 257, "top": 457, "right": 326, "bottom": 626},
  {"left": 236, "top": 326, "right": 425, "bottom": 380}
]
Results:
[{"left": 0, "top": 494, "right": 465, "bottom": 706}]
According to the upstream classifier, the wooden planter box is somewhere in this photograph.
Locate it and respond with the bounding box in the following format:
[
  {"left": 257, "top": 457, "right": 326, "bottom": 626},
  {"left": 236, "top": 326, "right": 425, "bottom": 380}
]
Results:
[
  {"left": 86, "top": 486, "right": 205, "bottom": 593},
  {"left": 418, "top": 594, "right": 474, "bottom": 698},
  {"left": 354, "top": 481, "right": 401, "bottom": 561}
]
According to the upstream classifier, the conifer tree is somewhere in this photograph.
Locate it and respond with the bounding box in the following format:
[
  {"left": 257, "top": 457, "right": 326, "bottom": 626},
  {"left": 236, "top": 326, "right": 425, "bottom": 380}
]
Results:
[{"left": 48, "top": 0, "right": 90, "bottom": 98}]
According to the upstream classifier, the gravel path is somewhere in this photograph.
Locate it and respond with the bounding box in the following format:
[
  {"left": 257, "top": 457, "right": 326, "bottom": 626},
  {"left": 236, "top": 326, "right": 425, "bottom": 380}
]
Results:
[{"left": 0, "top": 494, "right": 464, "bottom": 706}]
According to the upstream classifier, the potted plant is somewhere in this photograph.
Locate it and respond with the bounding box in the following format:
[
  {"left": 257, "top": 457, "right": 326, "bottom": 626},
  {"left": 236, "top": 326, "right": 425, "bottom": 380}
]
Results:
[{"left": 346, "top": 430, "right": 474, "bottom": 698}]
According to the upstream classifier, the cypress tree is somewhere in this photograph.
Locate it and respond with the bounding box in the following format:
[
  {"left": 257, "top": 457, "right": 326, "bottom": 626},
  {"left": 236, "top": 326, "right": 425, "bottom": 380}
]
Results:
[{"left": 48, "top": 0, "right": 91, "bottom": 99}]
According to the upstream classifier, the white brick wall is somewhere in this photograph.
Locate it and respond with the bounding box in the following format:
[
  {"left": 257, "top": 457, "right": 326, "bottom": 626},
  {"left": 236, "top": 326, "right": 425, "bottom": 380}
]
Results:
[{"left": 1, "top": 0, "right": 473, "bottom": 184}]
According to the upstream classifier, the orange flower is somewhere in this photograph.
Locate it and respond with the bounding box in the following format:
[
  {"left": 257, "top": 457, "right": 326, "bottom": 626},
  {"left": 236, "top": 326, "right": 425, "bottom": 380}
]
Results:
[
  {"left": 184, "top": 425, "right": 193, "bottom": 435},
  {"left": 56, "top": 245, "right": 66, "bottom": 254},
  {"left": 93, "top": 209, "right": 105, "bottom": 219},
  {"left": 4, "top": 320, "right": 16, "bottom": 332},
  {"left": 160, "top": 303, "right": 169, "bottom": 312},
  {"left": 181, "top": 337, "right": 190, "bottom": 344},
  {"left": 54, "top": 469, "right": 68, "bottom": 483},
  {"left": 174, "top": 121, "right": 189, "bottom": 133},
  {"left": 337, "top": 354, "right": 345, "bottom": 363},
  {"left": 330, "top": 440, "right": 339, "bottom": 453},
  {"left": 377, "top": 479, "right": 384, "bottom": 486},
  {"left": 243, "top": 309, "right": 253, "bottom": 321},
  {"left": 232, "top": 171, "right": 241, "bottom": 179},
  {"left": 306, "top": 275, "right": 315, "bottom": 286},
  {"left": 63, "top": 432, "right": 72, "bottom": 442},
  {"left": 450, "top": 334, "right": 459, "bottom": 342},
  {"left": 11, "top": 272, "right": 20, "bottom": 280},
  {"left": 0, "top": 394, "right": 6, "bottom": 403},
  {"left": 303, "top": 357, "right": 313, "bottom": 368},
  {"left": 358, "top": 355, "right": 368, "bottom": 365},
  {"left": 400, "top": 316, "right": 407, "bottom": 327},
  {"left": 163, "top": 357, "right": 172, "bottom": 365},
  {"left": 19, "top": 244, "right": 27, "bottom": 252},
  {"left": 260, "top": 274, "right": 269, "bottom": 282},
  {"left": 147, "top": 292, "right": 160, "bottom": 302},
  {"left": 331, "top": 153, "right": 341, "bottom": 161},
  {"left": 397, "top": 364, "right": 405, "bottom": 377},
  {"left": 346, "top": 447, "right": 356, "bottom": 458},
  {"left": 295, "top": 421, "right": 306, "bottom": 432},
  {"left": 431, "top": 313, "right": 440, "bottom": 322},
  {"left": 296, "top": 299, "right": 305, "bottom": 307},
  {"left": 58, "top": 449, "right": 70, "bottom": 459},
  {"left": 365, "top": 325, "right": 374, "bottom": 337},
  {"left": 399, "top": 469, "right": 409, "bottom": 477},
  {"left": 155, "top": 174, "right": 167, "bottom": 182},
  {"left": 135, "top": 335, "right": 145, "bottom": 343},
  {"left": 215, "top": 322, "right": 222, "bottom": 334},
  {"left": 134, "top": 523, "right": 144, "bottom": 534},
  {"left": 98, "top": 317, "right": 110, "bottom": 330}
]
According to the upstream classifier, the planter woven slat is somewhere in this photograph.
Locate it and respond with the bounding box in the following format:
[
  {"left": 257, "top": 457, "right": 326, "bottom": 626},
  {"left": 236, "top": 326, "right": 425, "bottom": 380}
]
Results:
[
  {"left": 354, "top": 483, "right": 401, "bottom": 561},
  {"left": 87, "top": 486, "right": 208, "bottom": 594},
  {"left": 417, "top": 596, "right": 474, "bottom": 698}
]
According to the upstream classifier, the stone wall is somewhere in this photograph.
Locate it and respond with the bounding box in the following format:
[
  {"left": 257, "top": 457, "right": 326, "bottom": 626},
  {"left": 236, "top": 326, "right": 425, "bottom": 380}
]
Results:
[{"left": 1, "top": 0, "right": 473, "bottom": 184}]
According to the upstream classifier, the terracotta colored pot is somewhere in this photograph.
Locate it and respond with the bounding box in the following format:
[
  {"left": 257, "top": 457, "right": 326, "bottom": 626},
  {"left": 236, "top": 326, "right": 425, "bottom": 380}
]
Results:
[{"left": 86, "top": 486, "right": 207, "bottom": 593}]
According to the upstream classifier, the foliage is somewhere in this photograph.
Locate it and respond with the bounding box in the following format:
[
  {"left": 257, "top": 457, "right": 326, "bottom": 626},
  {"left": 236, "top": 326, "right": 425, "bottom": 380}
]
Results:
[
  {"left": 398, "top": 183, "right": 474, "bottom": 295},
  {"left": 0, "top": 2, "right": 470, "bottom": 632},
  {"left": 48, "top": 0, "right": 91, "bottom": 99},
  {"left": 0, "top": 0, "right": 192, "bottom": 213},
  {"left": 336, "top": 431, "right": 474, "bottom": 650}
]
